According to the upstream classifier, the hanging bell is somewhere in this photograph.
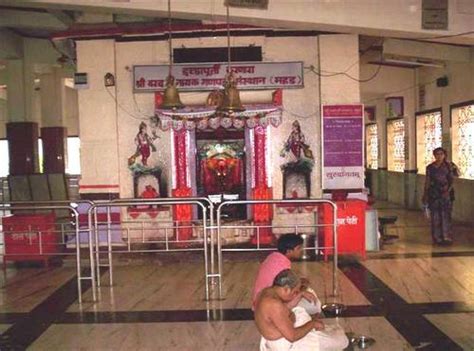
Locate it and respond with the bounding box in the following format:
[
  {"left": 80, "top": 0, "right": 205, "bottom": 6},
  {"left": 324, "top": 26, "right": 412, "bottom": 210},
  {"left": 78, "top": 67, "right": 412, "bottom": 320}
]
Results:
[
  {"left": 217, "top": 72, "right": 245, "bottom": 113},
  {"left": 161, "top": 75, "right": 185, "bottom": 110}
]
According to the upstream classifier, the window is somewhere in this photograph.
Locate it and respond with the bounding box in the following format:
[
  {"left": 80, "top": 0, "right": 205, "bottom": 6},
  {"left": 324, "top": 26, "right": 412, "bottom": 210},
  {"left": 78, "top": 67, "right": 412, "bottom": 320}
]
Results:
[
  {"left": 0, "top": 137, "right": 81, "bottom": 176},
  {"left": 416, "top": 110, "right": 442, "bottom": 175},
  {"left": 387, "top": 118, "right": 405, "bottom": 172},
  {"left": 452, "top": 103, "right": 474, "bottom": 180},
  {"left": 66, "top": 137, "right": 81, "bottom": 175},
  {"left": 0, "top": 140, "right": 8, "bottom": 177},
  {"left": 38, "top": 139, "right": 43, "bottom": 173},
  {"left": 365, "top": 124, "right": 378, "bottom": 169}
]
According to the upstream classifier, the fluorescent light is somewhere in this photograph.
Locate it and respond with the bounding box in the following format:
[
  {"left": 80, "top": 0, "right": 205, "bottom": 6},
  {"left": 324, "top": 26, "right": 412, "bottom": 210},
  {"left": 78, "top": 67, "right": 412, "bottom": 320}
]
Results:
[{"left": 384, "top": 58, "right": 445, "bottom": 68}]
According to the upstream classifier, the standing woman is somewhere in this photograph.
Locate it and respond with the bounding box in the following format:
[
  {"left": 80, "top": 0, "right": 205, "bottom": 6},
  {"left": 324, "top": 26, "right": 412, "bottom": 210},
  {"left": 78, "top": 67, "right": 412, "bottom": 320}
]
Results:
[{"left": 422, "top": 147, "right": 459, "bottom": 245}]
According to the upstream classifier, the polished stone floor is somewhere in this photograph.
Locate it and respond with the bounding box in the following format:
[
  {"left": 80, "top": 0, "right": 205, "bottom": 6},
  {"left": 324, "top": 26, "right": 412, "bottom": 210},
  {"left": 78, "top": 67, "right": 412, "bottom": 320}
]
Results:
[{"left": 0, "top": 202, "right": 473, "bottom": 350}]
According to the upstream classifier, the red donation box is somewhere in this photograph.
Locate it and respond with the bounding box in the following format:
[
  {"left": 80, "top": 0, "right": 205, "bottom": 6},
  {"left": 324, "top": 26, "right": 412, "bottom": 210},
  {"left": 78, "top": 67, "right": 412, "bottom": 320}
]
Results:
[
  {"left": 318, "top": 199, "right": 367, "bottom": 260},
  {"left": 2, "top": 213, "right": 60, "bottom": 265}
]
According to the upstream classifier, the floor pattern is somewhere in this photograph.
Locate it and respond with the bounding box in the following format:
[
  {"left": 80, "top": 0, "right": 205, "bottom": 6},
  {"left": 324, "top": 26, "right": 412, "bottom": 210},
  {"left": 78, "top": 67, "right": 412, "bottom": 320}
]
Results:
[{"left": 0, "top": 202, "right": 473, "bottom": 350}]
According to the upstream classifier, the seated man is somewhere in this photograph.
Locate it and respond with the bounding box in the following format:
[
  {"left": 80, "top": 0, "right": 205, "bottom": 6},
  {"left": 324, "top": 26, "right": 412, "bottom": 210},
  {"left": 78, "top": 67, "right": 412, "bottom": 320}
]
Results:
[
  {"left": 252, "top": 234, "right": 321, "bottom": 315},
  {"left": 255, "top": 270, "right": 349, "bottom": 351}
]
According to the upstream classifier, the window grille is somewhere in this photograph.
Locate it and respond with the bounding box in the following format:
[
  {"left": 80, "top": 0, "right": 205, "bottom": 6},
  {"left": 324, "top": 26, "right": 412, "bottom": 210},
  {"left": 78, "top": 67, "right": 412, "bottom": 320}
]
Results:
[
  {"left": 365, "top": 124, "right": 378, "bottom": 169},
  {"left": 387, "top": 119, "right": 405, "bottom": 172},
  {"left": 416, "top": 111, "right": 442, "bottom": 174},
  {"left": 452, "top": 104, "right": 474, "bottom": 180}
]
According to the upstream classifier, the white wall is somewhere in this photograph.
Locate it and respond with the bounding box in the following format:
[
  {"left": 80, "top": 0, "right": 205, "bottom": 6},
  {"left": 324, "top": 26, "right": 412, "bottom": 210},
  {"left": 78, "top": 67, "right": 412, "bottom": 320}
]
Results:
[
  {"left": 77, "top": 33, "right": 361, "bottom": 198},
  {"left": 361, "top": 64, "right": 416, "bottom": 169},
  {"left": 0, "top": 37, "right": 77, "bottom": 139},
  {"left": 0, "top": 87, "right": 6, "bottom": 139},
  {"left": 363, "top": 46, "right": 474, "bottom": 222},
  {"left": 16, "top": 0, "right": 474, "bottom": 45},
  {"left": 113, "top": 35, "right": 324, "bottom": 198},
  {"left": 418, "top": 56, "right": 474, "bottom": 154},
  {"left": 76, "top": 39, "right": 120, "bottom": 193}
]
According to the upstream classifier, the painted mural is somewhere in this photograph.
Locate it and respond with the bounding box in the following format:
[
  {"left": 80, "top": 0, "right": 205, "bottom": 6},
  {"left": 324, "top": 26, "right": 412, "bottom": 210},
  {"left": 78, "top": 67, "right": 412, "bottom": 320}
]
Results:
[
  {"left": 128, "top": 121, "right": 167, "bottom": 199},
  {"left": 280, "top": 120, "right": 314, "bottom": 198}
]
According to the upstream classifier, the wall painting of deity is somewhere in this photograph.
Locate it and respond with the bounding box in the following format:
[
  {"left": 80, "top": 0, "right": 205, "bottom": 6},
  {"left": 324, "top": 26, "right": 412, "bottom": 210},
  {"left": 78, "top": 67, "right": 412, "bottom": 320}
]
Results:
[
  {"left": 128, "top": 121, "right": 167, "bottom": 199},
  {"left": 280, "top": 120, "right": 315, "bottom": 199}
]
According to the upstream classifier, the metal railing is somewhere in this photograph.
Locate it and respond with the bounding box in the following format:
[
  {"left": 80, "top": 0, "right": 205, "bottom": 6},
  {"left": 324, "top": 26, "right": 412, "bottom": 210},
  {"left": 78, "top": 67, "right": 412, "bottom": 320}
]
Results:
[
  {"left": 111, "top": 197, "right": 216, "bottom": 275},
  {"left": 215, "top": 199, "right": 338, "bottom": 300},
  {"left": 0, "top": 204, "right": 95, "bottom": 304},
  {"left": 88, "top": 199, "right": 214, "bottom": 300},
  {"left": 1, "top": 197, "right": 338, "bottom": 305}
]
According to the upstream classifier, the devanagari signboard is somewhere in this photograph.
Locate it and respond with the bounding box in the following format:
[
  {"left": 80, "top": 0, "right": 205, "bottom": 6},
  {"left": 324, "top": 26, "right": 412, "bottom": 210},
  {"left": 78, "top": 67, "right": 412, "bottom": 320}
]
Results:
[
  {"left": 322, "top": 104, "right": 365, "bottom": 190},
  {"left": 133, "top": 61, "right": 303, "bottom": 92}
]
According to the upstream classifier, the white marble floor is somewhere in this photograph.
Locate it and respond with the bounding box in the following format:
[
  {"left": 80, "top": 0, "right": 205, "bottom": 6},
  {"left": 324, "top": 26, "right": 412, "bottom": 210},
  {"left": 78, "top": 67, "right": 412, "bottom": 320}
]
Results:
[
  {"left": 371, "top": 204, "right": 474, "bottom": 255},
  {"left": 0, "top": 266, "right": 75, "bottom": 312},
  {"left": 1, "top": 202, "right": 473, "bottom": 350},
  {"left": 30, "top": 317, "right": 414, "bottom": 351},
  {"left": 67, "top": 260, "right": 369, "bottom": 313},
  {"left": 362, "top": 257, "right": 474, "bottom": 303},
  {"left": 425, "top": 312, "right": 474, "bottom": 350}
]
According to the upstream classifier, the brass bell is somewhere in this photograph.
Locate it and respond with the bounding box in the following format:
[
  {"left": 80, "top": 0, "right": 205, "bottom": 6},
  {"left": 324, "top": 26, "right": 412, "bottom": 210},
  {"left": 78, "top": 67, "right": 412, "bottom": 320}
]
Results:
[
  {"left": 217, "top": 72, "right": 245, "bottom": 113},
  {"left": 161, "top": 75, "right": 185, "bottom": 110}
]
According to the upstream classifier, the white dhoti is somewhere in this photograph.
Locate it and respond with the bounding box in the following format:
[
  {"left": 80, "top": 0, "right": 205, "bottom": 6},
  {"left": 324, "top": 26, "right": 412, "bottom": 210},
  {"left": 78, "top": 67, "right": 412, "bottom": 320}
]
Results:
[
  {"left": 297, "top": 287, "right": 322, "bottom": 315},
  {"left": 259, "top": 307, "right": 348, "bottom": 351},
  {"left": 259, "top": 337, "right": 292, "bottom": 351}
]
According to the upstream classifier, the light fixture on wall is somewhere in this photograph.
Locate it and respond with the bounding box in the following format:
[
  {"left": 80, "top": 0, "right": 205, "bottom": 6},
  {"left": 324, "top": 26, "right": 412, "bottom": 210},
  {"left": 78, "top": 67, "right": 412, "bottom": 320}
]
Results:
[
  {"left": 104, "top": 72, "right": 115, "bottom": 87},
  {"left": 216, "top": 3, "right": 245, "bottom": 113},
  {"left": 161, "top": 0, "right": 185, "bottom": 110},
  {"left": 383, "top": 58, "right": 445, "bottom": 68}
]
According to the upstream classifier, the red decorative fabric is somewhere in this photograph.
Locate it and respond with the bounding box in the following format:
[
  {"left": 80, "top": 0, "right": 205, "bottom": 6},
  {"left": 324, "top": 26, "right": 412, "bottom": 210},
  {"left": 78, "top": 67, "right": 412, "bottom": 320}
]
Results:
[
  {"left": 172, "top": 187, "right": 192, "bottom": 221},
  {"left": 172, "top": 187, "right": 193, "bottom": 241},
  {"left": 252, "top": 186, "right": 273, "bottom": 222},
  {"left": 254, "top": 125, "right": 267, "bottom": 187},
  {"left": 174, "top": 129, "right": 188, "bottom": 188},
  {"left": 250, "top": 185, "right": 273, "bottom": 245}
]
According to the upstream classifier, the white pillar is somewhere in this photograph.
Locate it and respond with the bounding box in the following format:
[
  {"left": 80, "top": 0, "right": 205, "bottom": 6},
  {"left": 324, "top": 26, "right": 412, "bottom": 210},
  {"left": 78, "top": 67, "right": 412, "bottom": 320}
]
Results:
[
  {"left": 76, "top": 39, "right": 120, "bottom": 195},
  {"left": 6, "top": 60, "right": 27, "bottom": 122},
  {"left": 40, "top": 67, "right": 66, "bottom": 127},
  {"left": 319, "top": 34, "right": 360, "bottom": 104}
]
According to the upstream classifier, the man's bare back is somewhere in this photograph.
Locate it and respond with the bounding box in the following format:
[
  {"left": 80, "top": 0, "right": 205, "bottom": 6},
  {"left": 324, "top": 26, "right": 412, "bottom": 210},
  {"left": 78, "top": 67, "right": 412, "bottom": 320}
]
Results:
[{"left": 255, "top": 287, "right": 324, "bottom": 343}]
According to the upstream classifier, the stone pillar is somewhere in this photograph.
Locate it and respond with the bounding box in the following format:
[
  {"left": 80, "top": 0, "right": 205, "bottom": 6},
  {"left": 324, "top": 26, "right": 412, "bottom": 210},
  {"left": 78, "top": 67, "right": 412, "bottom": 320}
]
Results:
[
  {"left": 76, "top": 40, "right": 120, "bottom": 198},
  {"left": 6, "top": 60, "right": 27, "bottom": 123},
  {"left": 40, "top": 68, "right": 65, "bottom": 127},
  {"left": 6, "top": 60, "right": 40, "bottom": 175},
  {"left": 319, "top": 34, "right": 360, "bottom": 104},
  {"left": 7, "top": 122, "right": 39, "bottom": 175},
  {"left": 404, "top": 70, "right": 418, "bottom": 209},
  {"left": 41, "top": 126, "right": 67, "bottom": 173},
  {"left": 40, "top": 68, "right": 68, "bottom": 174}
]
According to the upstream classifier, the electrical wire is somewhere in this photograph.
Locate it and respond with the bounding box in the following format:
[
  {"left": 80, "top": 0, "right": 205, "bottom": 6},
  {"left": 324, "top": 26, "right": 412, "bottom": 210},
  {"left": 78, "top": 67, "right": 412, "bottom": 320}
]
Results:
[
  {"left": 281, "top": 107, "right": 319, "bottom": 119},
  {"left": 327, "top": 38, "right": 385, "bottom": 75},
  {"left": 305, "top": 63, "right": 383, "bottom": 83},
  {"left": 105, "top": 86, "right": 151, "bottom": 121},
  {"left": 411, "top": 30, "right": 474, "bottom": 41},
  {"left": 132, "top": 92, "right": 156, "bottom": 119},
  {"left": 363, "top": 77, "right": 438, "bottom": 104}
]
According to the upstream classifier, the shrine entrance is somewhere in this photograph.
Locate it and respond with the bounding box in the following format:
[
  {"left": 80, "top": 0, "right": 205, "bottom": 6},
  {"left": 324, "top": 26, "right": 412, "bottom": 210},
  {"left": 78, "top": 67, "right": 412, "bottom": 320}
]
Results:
[{"left": 196, "top": 128, "right": 247, "bottom": 219}]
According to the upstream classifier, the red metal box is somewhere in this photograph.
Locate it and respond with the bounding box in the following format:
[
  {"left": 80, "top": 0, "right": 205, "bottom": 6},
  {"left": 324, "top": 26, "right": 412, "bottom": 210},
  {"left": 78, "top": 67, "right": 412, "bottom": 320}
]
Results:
[
  {"left": 2, "top": 213, "right": 59, "bottom": 264},
  {"left": 318, "top": 199, "right": 367, "bottom": 260}
]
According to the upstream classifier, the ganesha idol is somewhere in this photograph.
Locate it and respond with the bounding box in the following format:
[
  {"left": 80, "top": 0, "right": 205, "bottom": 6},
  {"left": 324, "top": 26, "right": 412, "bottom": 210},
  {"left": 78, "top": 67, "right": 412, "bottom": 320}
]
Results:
[{"left": 204, "top": 157, "right": 242, "bottom": 193}]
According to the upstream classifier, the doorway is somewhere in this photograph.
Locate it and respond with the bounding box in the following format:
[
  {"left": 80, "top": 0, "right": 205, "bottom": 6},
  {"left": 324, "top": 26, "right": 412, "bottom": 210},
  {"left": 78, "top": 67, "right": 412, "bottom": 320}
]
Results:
[{"left": 196, "top": 128, "right": 247, "bottom": 219}]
